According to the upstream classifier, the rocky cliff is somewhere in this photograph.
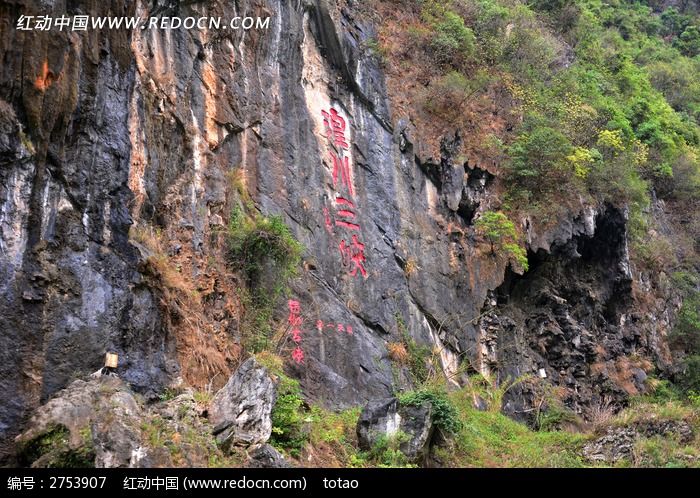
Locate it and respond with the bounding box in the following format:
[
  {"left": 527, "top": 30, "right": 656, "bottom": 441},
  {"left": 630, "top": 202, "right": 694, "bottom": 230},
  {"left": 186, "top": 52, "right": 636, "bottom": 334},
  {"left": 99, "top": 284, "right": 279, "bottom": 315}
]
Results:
[{"left": 0, "top": 0, "right": 688, "bottom": 464}]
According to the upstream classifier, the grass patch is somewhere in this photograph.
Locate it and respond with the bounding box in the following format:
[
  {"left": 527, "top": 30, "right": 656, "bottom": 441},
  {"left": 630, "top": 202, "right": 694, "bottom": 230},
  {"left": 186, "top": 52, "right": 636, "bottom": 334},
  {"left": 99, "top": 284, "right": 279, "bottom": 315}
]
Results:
[
  {"left": 308, "top": 406, "right": 362, "bottom": 466},
  {"left": 447, "top": 388, "right": 587, "bottom": 467},
  {"left": 631, "top": 435, "right": 700, "bottom": 468},
  {"left": 394, "top": 313, "right": 434, "bottom": 387},
  {"left": 365, "top": 431, "right": 417, "bottom": 468}
]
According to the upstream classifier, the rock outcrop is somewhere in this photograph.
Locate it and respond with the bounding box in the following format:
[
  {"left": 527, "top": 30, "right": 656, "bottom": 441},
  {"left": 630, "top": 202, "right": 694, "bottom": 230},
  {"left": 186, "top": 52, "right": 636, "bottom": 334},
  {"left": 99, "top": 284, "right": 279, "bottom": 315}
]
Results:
[
  {"left": 357, "top": 397, "right": 435, "bottom": 464},
  {"left": 210, "top": 358, "right": 276, "bottom": 450},
  {"left": 246, "top": 444, "right": 291, "bottom": 468},
  {"left": 15, "top": 377, "right": 144, "bottom": 468},
  {"left": 583, "top": 420, "right": 694, "bottom": 464},
  {"left": 12, "top": 374, "right": 254, "bottom": 468},
  {"left": 0, "top": 0, "right": 684, "bottom": 463}
]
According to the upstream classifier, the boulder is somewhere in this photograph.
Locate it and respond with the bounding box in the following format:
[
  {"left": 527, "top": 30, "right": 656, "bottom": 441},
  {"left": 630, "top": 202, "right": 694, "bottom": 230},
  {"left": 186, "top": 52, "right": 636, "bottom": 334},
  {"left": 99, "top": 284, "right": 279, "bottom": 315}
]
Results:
[
  {"left": 14, "top": 377, "right": 143, "bottom": 468},
  {"left": 210, "top": 358, "right": 276, "bottom": 450},
  {"left": 357, "top": 397, "right": 434, "bottom": 463},
  {"left": 247, "top": 444, "right": 291, "bottom": 468},
  {"left": 582, "top": 420, "right": 694, "bottom": 464},
  {"left": 582, "top": 427, "right": 637, "bottom": 463}
]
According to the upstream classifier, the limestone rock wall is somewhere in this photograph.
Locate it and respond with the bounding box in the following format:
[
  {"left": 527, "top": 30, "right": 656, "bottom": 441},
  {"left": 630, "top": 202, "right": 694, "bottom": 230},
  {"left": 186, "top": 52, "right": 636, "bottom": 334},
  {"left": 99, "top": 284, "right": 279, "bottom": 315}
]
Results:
[{"left": 0, "top": 0, "right": 677, "bottom": 460}]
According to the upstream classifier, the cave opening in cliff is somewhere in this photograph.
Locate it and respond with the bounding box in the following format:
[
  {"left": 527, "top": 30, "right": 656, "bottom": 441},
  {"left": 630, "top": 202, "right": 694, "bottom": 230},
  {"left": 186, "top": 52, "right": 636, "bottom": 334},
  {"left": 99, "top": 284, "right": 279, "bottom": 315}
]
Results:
[{"left": 494, "top": 206, "right": 631, "bottom": 309}]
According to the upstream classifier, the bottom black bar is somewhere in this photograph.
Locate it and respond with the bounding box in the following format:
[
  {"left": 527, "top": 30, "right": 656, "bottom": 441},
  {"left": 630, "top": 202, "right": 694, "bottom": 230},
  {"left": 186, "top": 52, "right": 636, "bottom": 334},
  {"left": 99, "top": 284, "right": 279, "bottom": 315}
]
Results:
[{"left": 0, "top": 468, "right": 694, "bottom": 496}]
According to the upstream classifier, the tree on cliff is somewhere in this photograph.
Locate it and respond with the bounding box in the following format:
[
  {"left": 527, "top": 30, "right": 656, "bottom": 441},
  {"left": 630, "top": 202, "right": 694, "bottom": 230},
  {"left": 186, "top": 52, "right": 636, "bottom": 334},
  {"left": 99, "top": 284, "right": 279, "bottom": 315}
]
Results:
[{"left": 475, "top": 211, "right": 529, "bottom": 273}]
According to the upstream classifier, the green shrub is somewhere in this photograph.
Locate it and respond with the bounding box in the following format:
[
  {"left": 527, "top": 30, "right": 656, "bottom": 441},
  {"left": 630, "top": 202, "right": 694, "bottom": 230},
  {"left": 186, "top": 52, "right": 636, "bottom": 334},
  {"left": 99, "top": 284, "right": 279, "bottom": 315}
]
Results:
[
  {"left": 270, "top": 374, "right": 308, "bottom": 456},
  {"left": 660, "top": 7, "right": 693, "bottom": 38},
  {"left": 18, "top": 425, "right": 95, "bottom": 468},
  {"left": 675, "top": 25, "right": 700, "bottom": 57},
  {"left": 429, "top": 10, "right": 476, "bottom": 67},
  {"left": 641, "top": 378, "right": 681, "bottom": 404},
  {"left": 363, "top": 37, "right": 388, "bottom": 63},
  {"left": 448, "top": 386, "right": 586, "bottom": 467},
  {"left": 423, "top": 70, "right": 491, "bottom": 118},
  {"left": 475, "top": 211, "right": 529, "bottom": 272},
  {"left": 227, "top": 207, "right": 303, "bottom": 352},
  {"left": 399, "top": 389, "right": 462, "bottom": 434},
  {"left": 227, "top": 208, "right": 303, "bottom": 290},
  {"left": 505, "top": 124, "right": 573, "bottom": 197},
  {"left": 367, "top": 431, "right": 415, "bottom": 468},
  {"left": 395, "top": 314, "right": 432, "bottom": 386},
  {"left": 535, "top": 400, "right": 578, "bottom": 431},
  {"left": 678, "top": 355, "right": 700, "bottom": 398},
  {"left": 669, "top": 291, "right": 700, "bottom": 353},
  {"left": 158, "top": 388, "right": 178, "bottom": 403}
]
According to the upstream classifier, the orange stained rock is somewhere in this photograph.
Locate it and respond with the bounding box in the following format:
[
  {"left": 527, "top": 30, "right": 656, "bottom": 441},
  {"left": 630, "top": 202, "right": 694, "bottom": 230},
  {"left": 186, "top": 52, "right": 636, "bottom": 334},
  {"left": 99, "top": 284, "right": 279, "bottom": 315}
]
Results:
[{"left": 34, "top": 60, "right": 56, "bottom": 92}]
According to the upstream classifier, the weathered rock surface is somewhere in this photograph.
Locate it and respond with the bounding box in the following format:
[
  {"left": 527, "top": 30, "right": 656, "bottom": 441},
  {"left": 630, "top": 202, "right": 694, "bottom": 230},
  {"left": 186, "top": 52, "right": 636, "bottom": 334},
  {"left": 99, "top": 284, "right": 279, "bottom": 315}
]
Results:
[
  {"left": 483, "top": 205, "right": 674, "bottom": 422},
  {"left": 0, "top": 0, "right": 682, "bottom": 461},
  {"left": 15, "top": 377, "right": 143, "bottom": 468},
  {"left": 582, "top": 427, "right": 638, "bottom": 463},
  {"left": 357, "top": 398, "right": 434, "bottom": 463},
  {"left": 210, "top": 358, "right": 276, "bottom": 450},
  {"left": 246, "top": 444, "right": 291, "bottom": 468},
  {"left": 582, "top": 420, "right": 694, "bottom": 464},
  {"left": 13, "top": 375, "right": 235, "bottom": 468}
]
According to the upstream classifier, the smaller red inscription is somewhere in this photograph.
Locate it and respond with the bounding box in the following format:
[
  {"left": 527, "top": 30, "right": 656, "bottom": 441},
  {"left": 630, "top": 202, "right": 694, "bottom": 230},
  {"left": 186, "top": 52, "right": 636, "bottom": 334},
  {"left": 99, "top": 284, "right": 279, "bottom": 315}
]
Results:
[{"left": 292, "top": 347, "right": 304, "bottom": 364}]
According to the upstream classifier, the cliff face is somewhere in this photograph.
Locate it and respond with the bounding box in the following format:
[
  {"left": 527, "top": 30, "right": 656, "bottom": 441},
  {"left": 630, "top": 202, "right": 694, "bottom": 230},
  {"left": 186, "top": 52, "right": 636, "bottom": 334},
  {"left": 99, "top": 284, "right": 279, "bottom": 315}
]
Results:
[{"left": 0, "top": 0, "right": 679, "bottom": 460}]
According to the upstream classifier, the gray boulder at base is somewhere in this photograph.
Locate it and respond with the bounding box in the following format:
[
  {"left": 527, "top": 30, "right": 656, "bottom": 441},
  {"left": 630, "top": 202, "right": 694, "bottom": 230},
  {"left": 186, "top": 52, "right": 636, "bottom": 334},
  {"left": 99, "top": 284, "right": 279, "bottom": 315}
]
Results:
[
  {"left": 357, "top": 398, "right": 434, "bottom": 463},
  {"left": 209, "top": 358, "right": 276, "bottom": 450},
  {"left": 247, "top": 444, "right": 291, "bottom": 468},
  {"left": 14, "top": 377, "right": 143, "bottom": 468}
]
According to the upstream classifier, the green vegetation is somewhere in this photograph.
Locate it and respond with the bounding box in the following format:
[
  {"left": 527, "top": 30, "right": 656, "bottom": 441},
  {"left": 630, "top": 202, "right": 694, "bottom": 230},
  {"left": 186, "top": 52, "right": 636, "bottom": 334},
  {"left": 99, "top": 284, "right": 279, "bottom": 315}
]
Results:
[
  {"left": 535, "top": 397, "right": 580, "bottom": 432},
  {"left": 364, "top": 37, "right": 389, "bottom": 63},
  {"left": 395, "top": 313, "right": 434, "bottom": 386},
  {"left": 475, "top": 211, "right": 529, "bottom": 272},
  {"left": 667, "top": 272, "right": 700, "bottom": 394},
  {"left": 606, "top": 388, "right": 700, "bottom": 467},
  {"left": 308, "top": 406, "right": 362, "bottom": 465},
  {"left": 270, "top": 374, "right": 308, "bottom": 457},
  {"left": 388, "top": 0, "right": 700, "bottom": 268},
  {"left": 193, "top": 390, "right": 213, "bottom": 406},
  {"left": 465, "top": 373, "right": 529, "bottom": 414},
  {"left": 399, "top": 388, "right": 463, "bottom": 434},
  {"left": 423, "top": 70, "right": 491, "bottom": 118},
  {"left": 141, "top": 416, "right": 173, "bottom": 449},
  {"left": 141, "top": 409, "right": 245, "bottom": 468},
  {"left": 424, "top": 6, "right": 476, "bottom": 68},
  {"left": 18, "top": 425, "right": 95, "bottom": 468},
  {"left": 158, "top": 388, "right": 178, "bottom": 403},
  {"left": 227, "top": 207, "right": 303, "bottom": 290},
  {"left": 255, "top": 352, "right": 310, "bottom": 457},
  {"left": 679, "top": 356, "right": 700, "bottom": 395},
  {"left": 227, "top": 206, "right": 303, "bottom": 352},
  {"left": 442, "top": 381, "right": 587, "bottom": 467},
  {"left": 671, "top": 293, "right": 700, "bottom": 353},
  {"left": 366, "top": 432, "right": 416, "bottom": 468},
  {"left": 376, "top": 1, "right": 700, "bottom": 414}
]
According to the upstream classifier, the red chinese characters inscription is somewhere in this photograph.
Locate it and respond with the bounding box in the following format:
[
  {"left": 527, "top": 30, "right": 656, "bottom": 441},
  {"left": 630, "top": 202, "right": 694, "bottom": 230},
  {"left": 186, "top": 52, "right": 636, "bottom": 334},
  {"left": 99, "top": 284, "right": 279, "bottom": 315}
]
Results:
[
  {"left": 322, "top": 108, "right": 349, "bottom": 150},
  {"left": 338, "top": 235, "right": 367, "bottom": 278},
  {"left": 287, "top": 300, "right": 304, "bottom": 363},
  {"left": 320, "top": 106, "right": 368, "bottom": 280},
  {"left": 291, "top": 347, "right": 304, "bottom": 364},
  {"left": 330, "top": 154, "right": 353, "bottom": 196}
]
